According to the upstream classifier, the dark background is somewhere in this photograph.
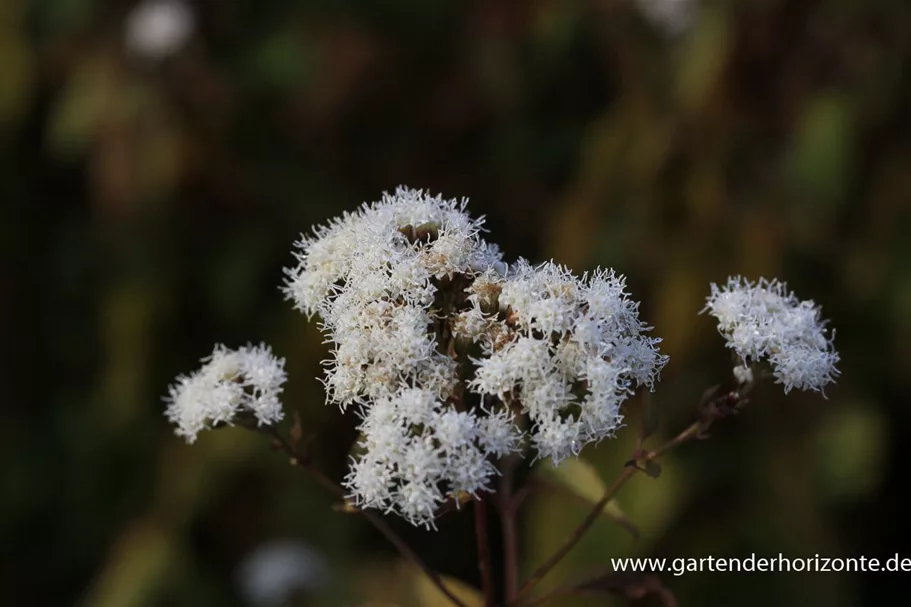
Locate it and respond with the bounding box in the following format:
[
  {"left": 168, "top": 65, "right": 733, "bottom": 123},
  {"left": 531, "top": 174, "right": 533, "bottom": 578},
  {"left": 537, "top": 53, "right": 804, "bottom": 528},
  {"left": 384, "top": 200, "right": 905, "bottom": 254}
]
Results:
[{"left": 2, "top": 0, "right": 910, "bottom": 605}]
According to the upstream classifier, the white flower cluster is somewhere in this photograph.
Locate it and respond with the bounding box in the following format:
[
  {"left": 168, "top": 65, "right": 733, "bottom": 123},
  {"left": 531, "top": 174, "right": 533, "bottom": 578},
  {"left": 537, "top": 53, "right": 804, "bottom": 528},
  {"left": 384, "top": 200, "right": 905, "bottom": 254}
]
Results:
[
  {"left": 165, "top": 344, "right": 287, "bottom": 443},
  {"left": 345, "top": 388, "right": 520, "bottom": 527},
  {"left": 162, "top": 187, "right": 844, "bottom": 529},
  {"left": 703, "top": 277, "right": 839, "bottom": 394},
  {"left": 282, "top": 187, "right": 503, "bottom": 321},
  {"left": 464, "top": 261, "right": 668, "bottom": 465},
  {"left": 282, "top": 187, "right": 667, "bottom": 526},
  {"left": 282, "top": 187, "right": 505, "bottom": 408},
  {"left": 281, "top": 188, "right": 520, "bottom": 525}
]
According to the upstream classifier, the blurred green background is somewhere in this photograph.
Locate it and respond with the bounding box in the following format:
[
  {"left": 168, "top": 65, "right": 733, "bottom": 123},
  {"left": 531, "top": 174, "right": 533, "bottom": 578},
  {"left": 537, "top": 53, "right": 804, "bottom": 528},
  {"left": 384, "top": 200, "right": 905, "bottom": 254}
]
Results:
[{"left": 2, "top": 0, "right": 910, "bottom": 605}]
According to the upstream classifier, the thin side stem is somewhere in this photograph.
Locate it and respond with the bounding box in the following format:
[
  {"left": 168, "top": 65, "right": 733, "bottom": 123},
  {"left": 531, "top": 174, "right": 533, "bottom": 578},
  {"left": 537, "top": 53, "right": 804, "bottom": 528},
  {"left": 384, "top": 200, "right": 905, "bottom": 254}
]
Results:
[
  {"left": 267, "top": 428, "right": 468, "bottom": 607},
  {"left": 474, "top": 495, "right": 495, "bottom": 607},
  {"left": 647, "top": 421, "right": 702, "bottom": 460},
  {"left": 515, "top": 421, "right": 702, "bottom": 603}
]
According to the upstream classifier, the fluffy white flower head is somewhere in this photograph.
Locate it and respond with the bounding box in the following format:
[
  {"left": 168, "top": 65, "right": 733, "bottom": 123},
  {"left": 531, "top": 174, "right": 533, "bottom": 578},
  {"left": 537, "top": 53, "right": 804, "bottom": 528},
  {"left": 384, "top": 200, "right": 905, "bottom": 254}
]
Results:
[
  {"left": 702, "top": 276, "right": 839, "bottom": 394},
  {"left": 282, "top": 187, "right": 504, "bottom": 409},
  {"left": 165, "top": 344, "right": 286, "bottom": 443},
  {"left": 281, "top": 186, "right": 502, "bottom": 319},
  {"left": 281, "top": 188, "right": 525, "bottom": 526},
  {"left": 343, "top": 388, "right": 521, "bottom": 527},
  {"left": 280, "top": 187, "right": 667, "bottom": 525},
  {"left": 471, "top": 261, "right": 668, "bottom": 465}
]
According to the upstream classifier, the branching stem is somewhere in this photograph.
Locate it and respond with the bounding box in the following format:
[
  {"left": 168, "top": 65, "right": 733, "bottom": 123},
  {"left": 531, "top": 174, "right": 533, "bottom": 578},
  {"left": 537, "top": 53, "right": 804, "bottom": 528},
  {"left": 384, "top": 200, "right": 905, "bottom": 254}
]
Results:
[
  {"left": 514, "top": 421, "right": 702, "bottom": 604},
  {"left": 267, "top": 428, "right": 468, "bottom": 607}
]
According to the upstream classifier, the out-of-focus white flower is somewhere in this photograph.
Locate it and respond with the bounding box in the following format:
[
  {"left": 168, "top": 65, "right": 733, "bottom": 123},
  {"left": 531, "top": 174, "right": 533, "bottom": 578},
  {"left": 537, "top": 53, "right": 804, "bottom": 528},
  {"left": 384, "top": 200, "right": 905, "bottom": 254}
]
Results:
[
  {"left": 236, "top": 540, "right": 328, "bottom": 607},
  {"left": 124, "top": 0, "right": 195, "bottom": 60},
  {"left": 702, "top": 277, "right": 839, "bottom": 394},
  {"left": 164, "top": 344, "right": 286, "bottom": 443},
  {"left": 635, "top": 0, "right": 695, "bottom": 36}
]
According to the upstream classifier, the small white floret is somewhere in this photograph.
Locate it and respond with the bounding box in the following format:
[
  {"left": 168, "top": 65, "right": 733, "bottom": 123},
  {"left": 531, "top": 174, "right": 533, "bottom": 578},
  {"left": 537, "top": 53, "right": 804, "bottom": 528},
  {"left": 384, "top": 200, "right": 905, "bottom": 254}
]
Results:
[
  {"left": 165, "top": 344, "right": 286, "bottom": 443},
  {"left": 703, "top": 277, "right": 839, "bottom": 394}
]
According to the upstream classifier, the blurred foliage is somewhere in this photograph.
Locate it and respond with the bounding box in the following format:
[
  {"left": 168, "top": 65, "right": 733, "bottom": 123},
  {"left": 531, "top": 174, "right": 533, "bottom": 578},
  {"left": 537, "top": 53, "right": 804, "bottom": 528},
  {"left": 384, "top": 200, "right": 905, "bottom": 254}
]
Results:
[{"left": 2, "top": 0, "right": 911, "bottom": 606}]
